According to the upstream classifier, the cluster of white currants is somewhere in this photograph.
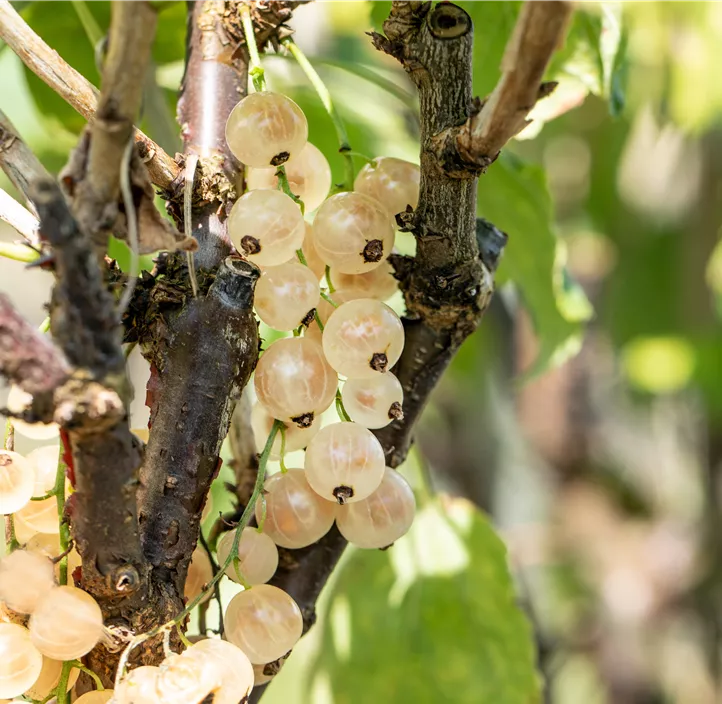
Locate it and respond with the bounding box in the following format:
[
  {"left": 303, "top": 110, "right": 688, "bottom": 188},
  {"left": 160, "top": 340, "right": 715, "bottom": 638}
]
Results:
[{"left": 181, "top": 90, "right": 422, "bottom": 686}]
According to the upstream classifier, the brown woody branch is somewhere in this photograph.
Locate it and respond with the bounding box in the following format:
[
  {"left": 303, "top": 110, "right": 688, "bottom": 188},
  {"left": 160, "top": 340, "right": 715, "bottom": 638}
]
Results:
[
  {"left": 0, "top": 0, "right": 180, "bottom": 189},
  {"left": 253, "top": 3, "right": 569, "bottom": 698}
]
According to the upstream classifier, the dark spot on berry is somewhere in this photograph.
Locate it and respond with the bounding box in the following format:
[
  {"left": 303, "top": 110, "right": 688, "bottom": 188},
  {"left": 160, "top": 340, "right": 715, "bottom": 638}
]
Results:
[
  {"left": 240, "top": 235, "right": 261, "bottom": 255},
  {"left": 370, "top": 352, "right": 388, "bottom": 373},
  {"left": 301, "top": 308, "right": 316, "bottom": 327},
  {"left": 291, "top": 412, "right": 314, "bottom": 428},
  {"left": 362, "top": 239, "right": 384, "bottom": 263},
  {"left": 271, "top": 151, "right": 290, "bottom": 167},
  {"left": 333, "top": 485, "right": 354, "bottom": 505},
  {"left": 388, "top": 402, "right": 403, "bottom": 421}
]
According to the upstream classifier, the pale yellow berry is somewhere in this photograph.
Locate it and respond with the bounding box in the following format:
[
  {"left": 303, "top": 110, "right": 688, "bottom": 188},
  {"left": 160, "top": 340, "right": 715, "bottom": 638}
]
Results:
[
  {"left": 250, "top": 404, "right": 320, "bottom": 460},
  {"left": 6, "top": 387, "right": 59, "bottom": 441},
  {"left": 0, "top": 451, "right": 34, "bottom": 515},
  {"left": 329, "top": 259, "right": 398, "bottom": 301},
  {"left": 322, "top": 299, "right": 404, "bottom": 379},
  {"left": 227, "top": 190, "right": 305, "bottom": 267},
  {"left": 185, "top": 546, "right": 213, "bottom": 605},
  {"left": 113, "top": 666, "right": 160, "bottom": 704},
  {"left": 155, "top": 652, "right": 217, "bottom": 704},
  {"left": 23, "top": 657, "right": 79, "bottom": 699},
  {"left": 0, "top": 550, "right": 54, "bottom": 614},
  {"left": 254, "top": 337, "right": 337, "bottom": 427},
  {"left": 0, "top": 623, "right": 43, "bottom": 698},
  {"left": 29, "top": 586, "right": 103, "bottom": 660},
  {"left": 226, "top": 92, "right": 308, "bottom": 168},
  {"left": 73, "top": 691, "right": 114, "bottom": 703},
  {"left": 246, "top": 142, "right": 331, "bottom": 212},
  {"left": 132, "top": 427, "right": 149, "bottom": 443},
  {"left": 312, "top": 192, "right": 395, "bottom": 274},
  {"left": 17, "top": 496, "right": 59, "bottom": 535},
  {"left": 24, "top": 533, "right": 81, "bottom": 582},
  {"left": 354, "top": 157, "right": 420, "bottom": 217},
  {"left": 201, "top": 491, "right": 213, "bottom": 524},
  {"left": 341, "top": 373, "right": 404, "bottom": 429},
  {"left": 254, "top": 261, "right": 320, "bottom": 331},
  {"left": 224, "top": 585, "right": 303, "bottom": 664},
  {"left": 305, "top": 422, "right": 386, "bottom": 504},
  {"left": 217, "top": 528, "right": 278, "bottom": 585},
  {"left": 255, "top": 469, "right": 336, "bottom": 549},
  {"left": 25, "top": 445, "right": 59, "bottom": 497},
  {"left": 336, "top": 467, "right": 416, "bottom": 548},
  {"left": 298, "top": 222, "right": 327, "bottom": 280},
  {"left": 182, "top": 639, "right": 254, "bottom": 704}
]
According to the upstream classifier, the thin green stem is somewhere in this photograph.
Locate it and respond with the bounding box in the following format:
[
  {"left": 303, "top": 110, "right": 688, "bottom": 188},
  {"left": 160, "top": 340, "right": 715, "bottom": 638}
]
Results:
[
  {"left": 296, "top": 248, "right": 308, "bottom": 267},
  {"left": 0, "top": 241, "right": 40, "bottom": 263},
  {"left": 335, "top": 389, "right": 351, "bottom": 423},
  {"left": 55, "top": 445, "right": 69, "bottom": 585},
  {"left": 324, "top": 266, "right": 336, "bottom": 294},
  {"left": 3, "top": 418, "right": 14, "bottom": 450},
  {"left": 71, "top": 0, "right": 104, "bottom": 48},
  {"left": 31, "top": 488, "right": 57, "bottom": 502},
  {"left": 4, "top": 514, "right": 19, "bottom": 553},
  {"left": 55, "top": 660, "right": 74, "bottom": 704},
  {"left": 38, "top": 316, "right": 51, "bottom": 334},
  {"left": 320, "top": 290, "right": 337, "bottom": 308},
  {"left": 176, "top": 623, "right": 193, "bottom": 649},
  {"left": 197, "top": 530, "right": 225, "bottom": 636},
  {"left": 283, "top": 38, "right": 354, "bottom": 190},
  {"left": 69, "top": 660, "right": 105, "bottom": 691},
  {"left": 276, "top": 165, "right": 305, "bottom": 214},
  {"left": 256, "top": 494, "right": 267, "bottom": 533},
  {"left": 313, "top": 310, "right": 325, "bottom": 333},
  {"left": 279, "top": 424, "right": 288, "bottom": 474},
  {"left": 346, "top": 151, "right": 377, "bottom": 166},
  {"left": 240, "top": 4, "right": 266, "bottom": 92}
]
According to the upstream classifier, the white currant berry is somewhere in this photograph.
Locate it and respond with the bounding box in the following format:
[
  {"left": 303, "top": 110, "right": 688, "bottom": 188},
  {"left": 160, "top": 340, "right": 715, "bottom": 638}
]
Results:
[
  {"left": 254, "top": 337, "right": 337, "bottom": 428},
  {"left": 322, "top": 298, "right": 404, "bottom": 378},
  {"left": 252, "top": 655, "right": 288, "bottom": 686},
  {"left": 0, "top": 623, "right": 43, "bottom": 699},
  {"left": 246, "top": 142, "right": 331, "bottom": 212},
  {"left": 255, "top": 469, "right": 336, "bottom": 549},
  {"left": 0, "top": 550, "right": 54, "bottom": 614},
  {"left": 304, "top": 289, "right": 356, "bottom": 345},
  {"left": 25, "top": 445, "right": 59, "bottom": 497},
  {"left": 73, "top": 691, "right": 114, "bottom": 703},
  {"left": 183, "top": 639, "right": 254, "bottom": 704},
  {"left": 114, "top": 666, "right": 161, "bottom": 704},
  {"left": 24, "top": 533, "right": 82, "bottom": 583},
  {"left": 304, "top": 422, "right": 386, "bottom": 504},
  {"left": 217, "top": 528, "right": 278, "bottom": 585},
  {"left": 255, "top": 261, "right": 320, "bottom": 331},
  {"left": 224, "top": 585, "right": 303, "bottom": 664},
  {"left": 16, "top": 495, "right": 59, "bottom": 535},
  {"left": 329, "top": 259, "right": 398, "bottom": 301},
  {"left": 185, "top": 546, "right": 213, "bottom": 605},
  {"left": 227, "top": 190, "right": 305, "bottom": 267},
  {"left": 341, "top": 373, "right": 404, "bottom": 429},
  {"left": 23, "top": 657, "right": 79, "bottom": 699},
  {"left": 6, "top": 387, "right": 59, "bottom": 441},
  {"left": 354, "top": 156, "right": 420, "bottom": 218},
  {"left": 0, "top": 451, "right": 35, "bottom": 515},
  {"left": 155, "top": 652, "right": 217, "bottom": 704},
  {"left": 312, "top": 192, "right": 395, "bottom": 274},
  {"left": 29, "top": 585, "right": 104, "bottom": 660},
  {"left": 251, "top": 403, "right": 320, "bottom": 460},
  {"left": 226, "top": 92, "right": 308, "bottom": 168},
  {"left": 336, "top": 467, "right": 416, "bottom": 548}
]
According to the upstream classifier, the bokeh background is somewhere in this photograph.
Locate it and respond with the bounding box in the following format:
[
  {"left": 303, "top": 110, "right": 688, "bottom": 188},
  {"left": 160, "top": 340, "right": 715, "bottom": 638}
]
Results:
[{"left": 2, "top": 2, "right": 722, "bottom": 703}]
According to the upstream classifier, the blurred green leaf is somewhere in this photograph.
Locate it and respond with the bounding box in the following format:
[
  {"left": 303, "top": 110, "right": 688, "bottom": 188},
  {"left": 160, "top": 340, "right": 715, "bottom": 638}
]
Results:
[
  {"left": 20, "top": 1, "right": 109, "bottom": 134},
  {"left": 151, "top": 1, "right": 188, "bottom": 66},
  {"left": 313, "top": 498, "right": 540, "bottom": 704},
  {"left": 368, "top": 1, "right": 391, "bottom": 33},
  {"left": 107, "top": 236, "right": 155, "bottom": 274},
  {"left": 478, "top": 153, "right": 589, "bottom": 377}
]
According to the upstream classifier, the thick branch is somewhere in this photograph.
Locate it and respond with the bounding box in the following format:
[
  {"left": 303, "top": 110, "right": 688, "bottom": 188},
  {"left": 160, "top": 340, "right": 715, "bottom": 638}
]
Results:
[
  {"left": 0, "top": 292, "right": 69, "bottom": 396},
  {"left": 0, "top": 188, "right": 40, "bottom": 245},
  {"left": 0, "top": 0, "right": 180, "bottom": 189}
]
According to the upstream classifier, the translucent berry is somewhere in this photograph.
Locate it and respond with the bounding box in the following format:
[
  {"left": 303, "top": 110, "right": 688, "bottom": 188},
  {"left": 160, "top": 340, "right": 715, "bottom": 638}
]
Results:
[
  {"left": 322, "top": 298, "right": 404, "bottom": 378},
  {"left": 185, "top": 546, "right": 213, "bottom": 605},
  {"left": 336, "top": 467, "right": 416, "bottom": 548},
  {"left": 6, "top": 387, "right": 59, "bottom": 441},
  {"left": 312, "top": 192, "right": 395, "bottom": 274},
  {"left": 226, "top": 91, "right": 308, "bottom": 168},
  {"left": 251, "top": 404, "right": 320, "bottom": 460},
  {"left": 304, "top": 422, "right": 386, "bottom": 504},
  {"left": 227, "top": 190, "right": 305, "bottom": 267},
  {"left": 329, "top": 259, "right": 398, "bottom": 301},
  {"left": 254, "top": 337, "right": 337, "bottom": 428},
  {"left": 25, "top": 445, "right": 60, "bottom": 499},
  {"left": 255, "top": 261, "right": 320, "bottom": 331},
  {"left": 17, "top": 496, "right": 59, "bottom": 535},
  {"left": 224, "top": 585, "right": 303, "bottom": 664},
  {"left": 217, "top": 528, "right": 278, "bottom": 585},
  {"left": 354, "top": 157, "right": 420, "bottom": 217},
  {"left": 155, "top": 652, "right": 217, "bottom": 704},
  {"left": 0, "top": 550, "right": 54, "bottom": 614},
  {"left": 0, "top": 623, "right": 43, "bottom": 698},
  {"left": 23, "top": 657, "right": 79, "bottom": 699},
  {"left": 304, "top": 289, "right": 357, "bottom": 345},
  {"left": 255, "top": 469, "right": 335, "bottom": 549},
  {"left": 114, "top": 666, "right": 160, "bottom": 704},
  {"left": 0, "top": 451, "right": 34, "bottom": 515},
  {"left": 246, "top": 142, "right": 331, "bottom": 212},
  {"left": 73, "top": 692, "right": 114, "bottom": 703},
  {"left": 24, "top": 533, "right": 81, "bottom": 582},
  {"left": 29, "top": 586, "right": 104, "bottom": 660},
  {"left": 183, "top": 639, "right": 254, "bottom": 704},
  {"left": 341, "top": 373, "right": 404, "bottom": 429}
]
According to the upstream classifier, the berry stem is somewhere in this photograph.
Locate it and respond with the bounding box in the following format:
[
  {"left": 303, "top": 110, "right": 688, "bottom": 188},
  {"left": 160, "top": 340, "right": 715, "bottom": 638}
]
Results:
[
  {"left": 276, "top": 165, "right": 305, "bottom": 214},
  {"left": 320, "top": 290, "right": 337, "bottom": 308},
  {"left": 335, "top": 389, "right": 351, "bottom": 423},
  {"left": 279, "top": 424, "right": 289, "bottom": 474},
  {"left": 69, "top": 659, "right": 106, "bottom": 691},
  {"left": 282, "top": 38, "right": 355, "bottom": 190},
  {"left": 324, "top": 265, "right": 336, "bottom": 294},
  {"left": 295, "top": 248, "right": 308, "bottom": 267},
  {"left": 54, "top": 659, "right": 75, "bottom": 704},
  {"left": 55, "top": 444, "right": 70, "bottom": 585},
  {"left": 38, "top": 316, "right": 51, "bottom": 334},
  {"left": 240, "top": 4, "right": 266, "bottom": 92}
]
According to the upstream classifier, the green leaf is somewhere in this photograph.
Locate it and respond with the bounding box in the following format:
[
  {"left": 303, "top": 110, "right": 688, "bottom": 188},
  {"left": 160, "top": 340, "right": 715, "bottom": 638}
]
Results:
[
  {"left": 20, "top": 2, "right": 109, "bottom": 134},
  {"left": 368, "top": 1, "right": 391, "bottom": 33},
  {"left": 312, "top": 497, "right": 541, "bottom": 704},
  {"left": 107, "top": 236, "right": 154, "bottom": 274},
  {"left": 478, "top": 153, "right": 590, "bottom": 377}
]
